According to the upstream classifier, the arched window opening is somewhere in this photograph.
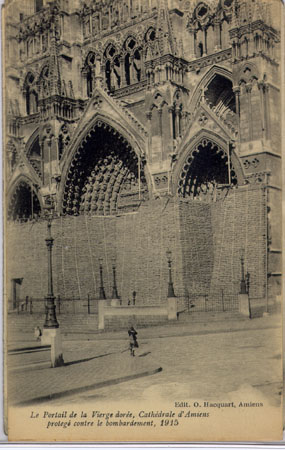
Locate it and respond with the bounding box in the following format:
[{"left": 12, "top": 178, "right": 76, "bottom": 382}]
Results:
[
  {"left": 8, "top": 181, "right": 41, "bottom": 222},
  {"left": 39, "top": 66, "right": 50, "bottom": 98},
  {"left": 58, "top": 135, "right": 64, "bottom": 159},
  {"left": 27, "top": 136, "right": 42, "bottom": 177},
  {"left": 87, "top": 66, "right": 93, "bottom": 97},
  {"left": 84, "top": 52, "right": 96, "bottom": 98},
  {"left": 113, "top": 57, "right": 121, "bottom": 88},
  {"left": 178, "top": 140, "right": 237, "bottom": 201},
  {"left": 125, "top": 54, "right": 131, "bottom": 86},
  {"left": 35, "top": 0, "right": 43, "bottom": 12},
  {"left": 198, "top": 42, "right": 203, "bottom": 57},
  {"left": 133, "top": 49, "right": 142, "bottom": 82},
  {"left": 105, "top": 60, "right": 112, "bottom": 90},
  {"left": 25, "top": 72, "right": 38, "bottom": 115},
  {"left": 104, "top": 45, "right": 119, "bottom": 92},
  {"left": 204, "top": 74, "right": 236, "bottom": 125},
  {"left": 147, "top": 29, "right": 156, "bottom": 42},
  {"left": 123, "top": 37, "right": 143, "bottom": 86}
]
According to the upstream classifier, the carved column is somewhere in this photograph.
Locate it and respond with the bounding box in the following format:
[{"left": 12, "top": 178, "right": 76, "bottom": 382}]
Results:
[
  {"left": 168, "top": 107, "right": 174, "bottom": 139},
  {"left": 110, "top": 63, "right": 115, "bottom": 89},
  {"left": 130, "top": 55, "right": 135, "bottom": 84},
  {"left": 40, "top": 139, "right": 45, "bottom": 185},
  {"left": 214, "top": 20, "right": 221, "bottom": 51},
  {"left": 245, "top": 83, "right": 253, "bottom": 141},
  {"left": 264, "top": 83, "right": 270, "bottom": 141},
  {"left": 203, "top": 27, "right": 207, "bottom": 56},
  {"left": 258, "top": 81, "right": 266, "bottom": 141},
  {"left": 158, "top": 108, "right": 163, "bottom": 162},
  {"left": 233, "top": 86, "right": 241, "bottom": 145},
  {"left": 146, "top": 111, "right": 152, "bottom": 163}
]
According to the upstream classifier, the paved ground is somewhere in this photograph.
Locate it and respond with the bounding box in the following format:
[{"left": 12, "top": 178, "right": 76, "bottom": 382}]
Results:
[{"left": 7, "top": 314, "right": 282, "bottom": 407}]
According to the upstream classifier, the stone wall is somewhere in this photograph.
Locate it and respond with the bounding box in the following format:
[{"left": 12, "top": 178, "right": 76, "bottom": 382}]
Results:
[
  {"left": 210, "top": 186, "right": 267, "bottom": 300},
  {"left": 6, "top": 187, "right": 267, "bottom": 309}
]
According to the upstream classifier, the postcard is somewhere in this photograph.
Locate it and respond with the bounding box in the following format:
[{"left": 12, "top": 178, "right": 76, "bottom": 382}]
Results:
[{"left": 3, "top": 0, "right": 283, "bottom": 442}]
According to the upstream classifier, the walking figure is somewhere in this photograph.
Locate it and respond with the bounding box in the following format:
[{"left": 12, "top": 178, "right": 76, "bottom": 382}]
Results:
[{"left": 128, "top": 326, "right": 138, "bottom": 357}]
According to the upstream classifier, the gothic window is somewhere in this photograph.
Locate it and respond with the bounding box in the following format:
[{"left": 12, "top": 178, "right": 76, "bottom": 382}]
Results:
[
  {"left": 113, "top": 56, "right": 121, "bottom": 88},
  {"left": 133, "top": 49, "right": 142, "bottom": 82},
  {"left": 39, "top": 66, "right": 50, "bottom": 98},
  {"left": 105, "top": 60, "right": 112, "bottom": 91},
  {"left": 198, "top": 42, "right": 203, "bottom": 57},
  {"left": 145, "top": 28, "right": 156, "bottom": 42},
  {"left": 27, "top": 136, "right": 42, "bottom": 178},
  {"left": 104, "top": 44, "right": 120, "bottom": 91},
  {"left": 24, "top": 72, "right": 38, "bottom": 115},
  {"left": 27, "top": 38, "right": 32, "bottom": 58},
  {"left": 84, "top": 52, "right": 96, "bottom": 98},
  {"left": 8, "top": 180, "right": 41, "bottom": 222},
  {"left": 41, "top": 32, "right": 48, "bottom": 52},
  {"left": 204, "top": 74, "right": 236, "bottom": 128},
  {"left": 124, "top": 37, "right": 142, "bottom": 86},
  {"left": 124, "top": 54, "right": 131, "bottom": 86},
  {"left": 178, "top": 140, "right": 237, "bottom": 201},
  {"left": 35, "top": 0, "right": 43, "bottom": 13}
]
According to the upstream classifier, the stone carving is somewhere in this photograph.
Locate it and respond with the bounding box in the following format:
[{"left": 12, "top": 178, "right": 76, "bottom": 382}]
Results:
[{"left": 63, "top": 123, "right": 148, "bottom": 216}]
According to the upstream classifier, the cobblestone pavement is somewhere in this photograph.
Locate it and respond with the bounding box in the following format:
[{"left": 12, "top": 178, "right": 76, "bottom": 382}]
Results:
[{"left": 7, "top": 315, "right": 282, "bottom": 407}]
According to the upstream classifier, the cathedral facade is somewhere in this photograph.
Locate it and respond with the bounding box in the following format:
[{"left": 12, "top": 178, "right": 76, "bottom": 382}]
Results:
[{"left": 4, "top": 0, "right": 281, "bottom": 313}]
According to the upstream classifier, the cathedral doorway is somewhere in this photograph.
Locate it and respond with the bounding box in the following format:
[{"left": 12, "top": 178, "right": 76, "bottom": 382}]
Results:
[
  {"left": 177, "top": 138, "right": 237, "bottom": 201},
  {"left": 62, "top": 122, "right": 148, "bottom": 216}
]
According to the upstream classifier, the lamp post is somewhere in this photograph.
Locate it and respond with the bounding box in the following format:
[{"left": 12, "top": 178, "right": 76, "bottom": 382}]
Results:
[
  {"left": 246, "top": 272, "right": 250, "bottom": 295},
  {"left": 41, "top": 205, "right": 64, "bottom": 367},
  {"left": 99, "top": 257, "right": 106, "bottom": 299},
  {"left": 44, "top": 217, "right": 59, "bottom": 329},
  {"left": 112, "top": 257, "right": 119, "bottom": 300},
  {"left": 239, "top": 248, "right": 247, "bottom": 294},
  {"left": 166, "top": 249, "right": 175, "bottom": 298}
]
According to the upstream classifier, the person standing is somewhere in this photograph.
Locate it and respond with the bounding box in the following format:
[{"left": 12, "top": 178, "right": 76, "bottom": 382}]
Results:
[{"left": 128, "top": 326, "right": 138, "bottom": 356}]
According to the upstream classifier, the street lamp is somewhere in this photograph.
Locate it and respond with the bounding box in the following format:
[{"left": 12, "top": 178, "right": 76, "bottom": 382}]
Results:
[
  {"left": 239, "top": 248, "right": 247, "bottom": 294},
  {"left": 111, "top": 256, "right": 119, "bottom": 300},
  {"left": 41, "top": 202, "right": 64, "bottom": 367},
  {"left": 99, "top": 257, "right": 106, "bottom": 299},
  {"left": 166, "top": 249, "right": 175, "bottom": 298},
  {"left": 43, "top": 217, "right": 59, "bottom": 328}
]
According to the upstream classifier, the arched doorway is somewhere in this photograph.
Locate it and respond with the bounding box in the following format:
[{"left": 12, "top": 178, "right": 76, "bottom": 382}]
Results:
[
  {"left": 177, "top": 138, "right": 237, "bottom": 201},
  {"left": 62, "top": 122, "right": 148, "bottom": 216},
  {"left": 8, "top": 180, "right": 41, "bottom": 221}
]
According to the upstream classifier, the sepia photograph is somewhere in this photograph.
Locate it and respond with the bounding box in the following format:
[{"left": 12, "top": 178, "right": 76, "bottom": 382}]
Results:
[{"left": 2, "top": 0, "right": 283, "bottom": 442}]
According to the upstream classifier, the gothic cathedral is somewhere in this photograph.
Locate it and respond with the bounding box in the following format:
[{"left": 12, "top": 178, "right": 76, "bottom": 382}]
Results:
[{"left": 4, "top": 0, "right": 281, "bottom": 315}]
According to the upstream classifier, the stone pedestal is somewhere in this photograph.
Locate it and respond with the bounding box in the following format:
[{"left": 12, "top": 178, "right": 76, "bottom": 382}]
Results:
[
  {"left": 98, "top": 299, "right": 106, "bottom": 330},
  {"left": 239, "top": 293, "right": 250, "bottom": 318},
  {"left": 41, "top": 328, "right": 64, "bottom": 367},
  {"left": 110, "top": 298, "right": 120, "bottom": 307},
  {"left": 167, "top": 297, "right": 177, "bottom": 320}
]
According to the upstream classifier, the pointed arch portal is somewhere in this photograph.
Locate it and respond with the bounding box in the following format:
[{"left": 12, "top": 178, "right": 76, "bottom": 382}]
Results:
[
  {"left": 62, "top": 121, "right": 148, "bottom": 216},
  {"left": 8, "top": 180, "right": 41, "bottom": 221},
  {"left": 177, "top": 138, "right": 237, "bottom": 201}
]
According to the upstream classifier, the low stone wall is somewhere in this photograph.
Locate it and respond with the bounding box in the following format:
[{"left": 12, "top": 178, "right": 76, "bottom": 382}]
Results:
[{"left": 98, "top": 298, "right": 178, "bottom": 330}]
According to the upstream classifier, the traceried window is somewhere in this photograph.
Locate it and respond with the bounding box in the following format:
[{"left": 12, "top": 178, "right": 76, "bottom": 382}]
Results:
[
  {"left": 84, "top": 52, "right": 96, "bottom": 98},
  {"left": 123, "top": 37, "right": 142, "bottom": 86},
  {"left": 104, "top": 44, "right": 121, "bottom": 91},
  {"left": 24, "top": 72, "right": 38, "bottom": 115},
  {"left": 39, "top": 66, "right": 50, "bottom": 98},
  {"left": 35, "top": 0, "right": 43, "bottom": 12}
]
